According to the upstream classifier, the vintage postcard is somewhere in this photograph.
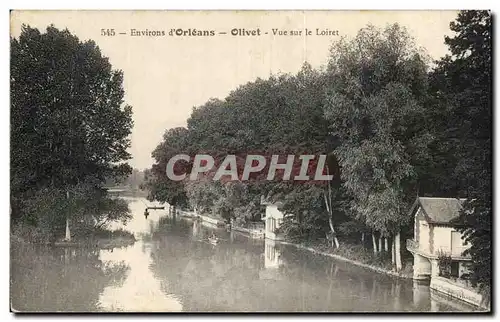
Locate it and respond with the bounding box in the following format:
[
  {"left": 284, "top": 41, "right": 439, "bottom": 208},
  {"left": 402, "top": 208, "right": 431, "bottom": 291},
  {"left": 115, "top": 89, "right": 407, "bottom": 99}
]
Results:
[{"left": 9, "top": 10, "right": 492, "bottom": 313}]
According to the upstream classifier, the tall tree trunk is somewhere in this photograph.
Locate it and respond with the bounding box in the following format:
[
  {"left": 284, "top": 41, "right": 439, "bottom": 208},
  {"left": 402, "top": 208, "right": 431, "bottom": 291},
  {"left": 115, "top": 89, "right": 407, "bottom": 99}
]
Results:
[
  {"left": 328, "top": 216, "right": 340, "bottom": 248},
  {"left": 324, "top": 166, "right": 340, "bottom": 249},
  {"left": 65, "top": 190, "right": 71, "bottom": 241},
  {"left": 361, "top": 232, "right": 365, "bottom": 245},
  {"left": 395, "top": 230, "right": 402, "bottom": 271},
  {"left": 384, "top": 237, "right": 389, "bottom": 252},
  {"left": 65, "top": 218, "right": 71, "bottom": 241},
  {"left": 391, "top": 237, "right": 396, "bottom": 268},
  {"left": 378, "top": 235, "right": 383, "bottom": 253},
  {"left": 372, "top": 233, "right": 378, "bottom": 254},
  {"left": 324, "top": 191, "right": 339, "bottom": 248}
]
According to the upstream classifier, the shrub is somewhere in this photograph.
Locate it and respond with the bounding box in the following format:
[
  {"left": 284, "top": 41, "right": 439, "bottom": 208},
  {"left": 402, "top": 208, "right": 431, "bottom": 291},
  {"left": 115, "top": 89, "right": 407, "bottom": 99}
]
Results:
[{"left": 437, "top": 250, "right": 453, "bottom": 278}]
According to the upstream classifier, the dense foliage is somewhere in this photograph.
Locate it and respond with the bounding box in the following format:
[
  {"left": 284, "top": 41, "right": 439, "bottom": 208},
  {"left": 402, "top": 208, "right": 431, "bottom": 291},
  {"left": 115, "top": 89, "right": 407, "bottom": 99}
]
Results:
[
  {"left": 142, "top": 11, "right": 491, "bottom": 282},
  {"left": 432, "top": 11, "right": 491, "bottom": 289},
  {"left": 11, "top": 25, "right": 134, "bottom": 241},
  {"left": 323, "top": 23, "right": 431, "bottom": 243}
]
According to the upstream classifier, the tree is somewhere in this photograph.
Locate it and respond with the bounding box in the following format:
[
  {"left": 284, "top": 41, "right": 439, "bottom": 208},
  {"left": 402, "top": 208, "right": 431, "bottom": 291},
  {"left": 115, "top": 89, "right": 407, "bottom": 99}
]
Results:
[
  {"left": 145, "top": 127, "right": 190, "bottom": 213},
  {"left": 184, "top": 175, "right": 219, "bottom": 214},
  {"left": 11, "top": 25, "right": 133, "bottom": 193},
  {"left": 11, "top": 25, "right": 133, "bottom": 237},
  {"left": 16, "top": 178, "right": 132, "bottom": 243},
  {"left": 173, "top": 64, "right": 340, "bottom": 232},
  {"left": 431, "top": 11, "right": 491, "bottom": 290},
  {"left": 323, "top": 24, "right": 430, "bottom": 270}
]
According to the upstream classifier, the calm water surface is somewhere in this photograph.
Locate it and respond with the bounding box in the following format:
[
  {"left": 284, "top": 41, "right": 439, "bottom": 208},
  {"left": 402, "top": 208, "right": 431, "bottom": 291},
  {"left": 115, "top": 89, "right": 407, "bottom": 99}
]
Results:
[{"left": 10, "top": 197, "right": 478, "bottom": 312}]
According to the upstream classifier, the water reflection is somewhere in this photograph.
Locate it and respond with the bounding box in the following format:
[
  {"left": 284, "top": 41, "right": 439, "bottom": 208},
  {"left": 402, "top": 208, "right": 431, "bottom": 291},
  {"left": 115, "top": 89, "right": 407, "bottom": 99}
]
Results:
[
  {"left": 11, "top": 197, "right": 479, "bottom": 312},
  {"left": 98, "top": 200, "right": 183, "bottom": 312},
  {"left": 146, "top": 215, "right": 476, "bottom": 312},
  {"left": 192, "top": 219, "right": 205, "bottom": 242},
  {"left": 264, "top": 239, "right": 283, "bottom": 269},
  {"left": 259, "top": 240, "right": 283, "bottom": 281},
  {"left": 98, "top": 243, "right": 182, "bottom": 312},
  {"left": 107, "top": 196, "right": 166, "bottom": 236},
  {"left": 10, "top": 243, "right": 129, "bottom": 312}
]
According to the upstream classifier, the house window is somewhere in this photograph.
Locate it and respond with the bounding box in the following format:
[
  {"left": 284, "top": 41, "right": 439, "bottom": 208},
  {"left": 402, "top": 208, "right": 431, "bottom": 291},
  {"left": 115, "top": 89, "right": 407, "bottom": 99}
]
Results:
[{"left": 451, "top": 231, "right": 466, "bottom": 253}]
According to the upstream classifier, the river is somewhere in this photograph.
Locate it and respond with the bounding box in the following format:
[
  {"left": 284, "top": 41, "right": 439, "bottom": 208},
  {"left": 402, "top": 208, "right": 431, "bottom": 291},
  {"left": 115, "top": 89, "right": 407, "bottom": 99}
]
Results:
[{"left": 10, "top": 197, "right": 478, "bottom": 312}]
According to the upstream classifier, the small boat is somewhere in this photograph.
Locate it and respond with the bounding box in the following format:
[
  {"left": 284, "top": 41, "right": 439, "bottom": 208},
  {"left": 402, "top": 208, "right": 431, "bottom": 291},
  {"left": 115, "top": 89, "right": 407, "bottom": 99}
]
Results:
[
  {"left": 208, "top": 235, "right": 219, "bottom": 245},
  {"left": 147, "top": 206, "right": 165, "bottom": 210}
]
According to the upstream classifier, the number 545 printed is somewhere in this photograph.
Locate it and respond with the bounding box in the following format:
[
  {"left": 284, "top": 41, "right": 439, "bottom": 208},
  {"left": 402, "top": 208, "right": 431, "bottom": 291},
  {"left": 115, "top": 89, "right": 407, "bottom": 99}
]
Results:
[{"left": 101, "top": 29, "right": 115, "bottom": 36}]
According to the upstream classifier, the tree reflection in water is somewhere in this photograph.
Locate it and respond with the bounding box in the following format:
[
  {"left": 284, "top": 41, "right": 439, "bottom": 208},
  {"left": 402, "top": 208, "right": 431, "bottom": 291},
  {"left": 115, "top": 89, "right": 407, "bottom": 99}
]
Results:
[
  {"left": 98, "top": 241, "right": 183, "bottom": 312},
  {"left": 10, "top": 242, "right": 130, "bottom": 312},
  {"left": 11, "top": 210, "right": 480, "bottom": 312},
  {"left": 147, "top": 217, "right": 478, "bottom": 312}
]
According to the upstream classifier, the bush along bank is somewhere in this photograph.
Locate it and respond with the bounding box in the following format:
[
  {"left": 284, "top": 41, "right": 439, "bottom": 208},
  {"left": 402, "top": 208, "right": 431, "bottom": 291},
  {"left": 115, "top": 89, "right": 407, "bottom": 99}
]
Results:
[
  {"left": 12, "top": 222, "right": 136, "bottom": 250},
  {"left": 10, "top": 185, "right": 136, "bottom": 250}
]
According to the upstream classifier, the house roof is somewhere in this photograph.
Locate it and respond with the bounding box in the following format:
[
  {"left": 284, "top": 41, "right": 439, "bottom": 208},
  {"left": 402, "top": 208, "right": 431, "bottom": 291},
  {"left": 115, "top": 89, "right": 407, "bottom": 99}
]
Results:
[
  {"left": 411, "top": 197, "right": 467, "bottom": 224},
  {"left": 262, "top": 200, "right": 284, "bottom": 207}
]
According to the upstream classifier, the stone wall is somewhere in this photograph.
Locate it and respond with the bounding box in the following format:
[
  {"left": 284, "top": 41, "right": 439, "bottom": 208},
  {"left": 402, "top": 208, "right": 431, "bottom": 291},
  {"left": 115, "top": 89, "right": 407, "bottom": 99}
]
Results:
[
  {"left": 430, "top": 276, "right": 489, "bottom": 310},
  {"left": 413, "top": 253, "right": 431, "bottom": 280}
]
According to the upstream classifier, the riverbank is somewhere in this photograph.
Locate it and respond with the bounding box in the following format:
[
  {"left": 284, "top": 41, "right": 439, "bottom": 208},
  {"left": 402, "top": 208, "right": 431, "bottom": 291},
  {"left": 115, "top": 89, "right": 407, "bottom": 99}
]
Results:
[
  {"left": 11, "top": 226, "right": 136, "bottom": 249},
  {"left": 232, "top": 225, "right": 265, "bottom": 238},
  {"left": 175, "top": 209, "right": 413, "bottom": 278},
  {"left": 278, "top": 239, "right": 490, "bottom": 310},
  {"left": 431, "top": 276, "right": 490, "bottom": 311},
  {"left": 278, "top": 240, "right": 413, "bottom": 279},
  {"left": 178, "top": 210, "right": 225, "bottom": 227},
  {"left": 173, "top": 211, "right": 487, "bottom": 309},
  {"left": 178, "top": 210, "right": 265, "bottom": 238}
]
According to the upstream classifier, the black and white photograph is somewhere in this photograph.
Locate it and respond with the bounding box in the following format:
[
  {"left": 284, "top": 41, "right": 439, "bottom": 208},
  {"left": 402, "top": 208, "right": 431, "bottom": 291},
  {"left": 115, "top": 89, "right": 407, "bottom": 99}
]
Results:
[{"left": 8, "top": 9, "right": 492, "bottom": 313}]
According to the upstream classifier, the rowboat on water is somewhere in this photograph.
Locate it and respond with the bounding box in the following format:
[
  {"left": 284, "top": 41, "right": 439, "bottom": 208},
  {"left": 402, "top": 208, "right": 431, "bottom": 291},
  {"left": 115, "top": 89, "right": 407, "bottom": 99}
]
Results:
[{"left": 208, "top": 234, "right": 219, "bottom": 245}]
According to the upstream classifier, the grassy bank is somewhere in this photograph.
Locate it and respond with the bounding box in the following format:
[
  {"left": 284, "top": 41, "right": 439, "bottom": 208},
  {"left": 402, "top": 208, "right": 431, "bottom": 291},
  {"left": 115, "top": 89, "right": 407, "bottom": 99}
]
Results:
[{"left": 11, "top": 224, "right": 136, "bottom": 249}]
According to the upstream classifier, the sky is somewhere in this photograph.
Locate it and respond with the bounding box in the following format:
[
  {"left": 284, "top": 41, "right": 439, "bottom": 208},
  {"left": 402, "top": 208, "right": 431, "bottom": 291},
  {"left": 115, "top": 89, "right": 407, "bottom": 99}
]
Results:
[{"left": 10, "top": 10, "right": 459, "bottom": 170}]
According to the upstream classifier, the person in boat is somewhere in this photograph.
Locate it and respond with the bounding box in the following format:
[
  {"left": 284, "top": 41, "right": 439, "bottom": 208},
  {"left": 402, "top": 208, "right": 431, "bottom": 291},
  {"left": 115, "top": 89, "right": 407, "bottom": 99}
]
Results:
[
  {"left": 144, "top": 208, "right": 149, "bottom": 219},
  {"left": 209, "top": 233, "right": 218, "bottom": 241}
]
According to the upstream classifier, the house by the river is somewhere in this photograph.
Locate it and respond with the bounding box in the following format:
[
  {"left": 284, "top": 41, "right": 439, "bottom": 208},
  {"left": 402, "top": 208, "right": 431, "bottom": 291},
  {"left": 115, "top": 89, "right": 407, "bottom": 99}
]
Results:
[
  {"left": 261, "top": 197, "right": 286, "bottom": 241},
  {"left": 261, "top": 202, "right": 285, "bottom": 241},
  {"left": 406, "top": 197, "right": 488, "bottom": 309},
  {"left": 406, "top": 197, "right": 471, "bottom": 280}
]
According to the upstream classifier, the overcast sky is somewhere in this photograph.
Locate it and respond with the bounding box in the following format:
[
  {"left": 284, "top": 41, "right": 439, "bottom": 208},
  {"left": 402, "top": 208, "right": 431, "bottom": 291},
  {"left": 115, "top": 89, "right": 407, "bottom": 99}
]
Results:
[{"left": 10, "top": 10, "right": 459, "bottom": 170}]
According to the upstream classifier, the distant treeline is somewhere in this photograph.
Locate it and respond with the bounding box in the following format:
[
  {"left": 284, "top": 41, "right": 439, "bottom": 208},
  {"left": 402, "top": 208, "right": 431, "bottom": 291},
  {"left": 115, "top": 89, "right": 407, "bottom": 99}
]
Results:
[{"left": 104, "top": 168, "right": 147, "bottom": 191}]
